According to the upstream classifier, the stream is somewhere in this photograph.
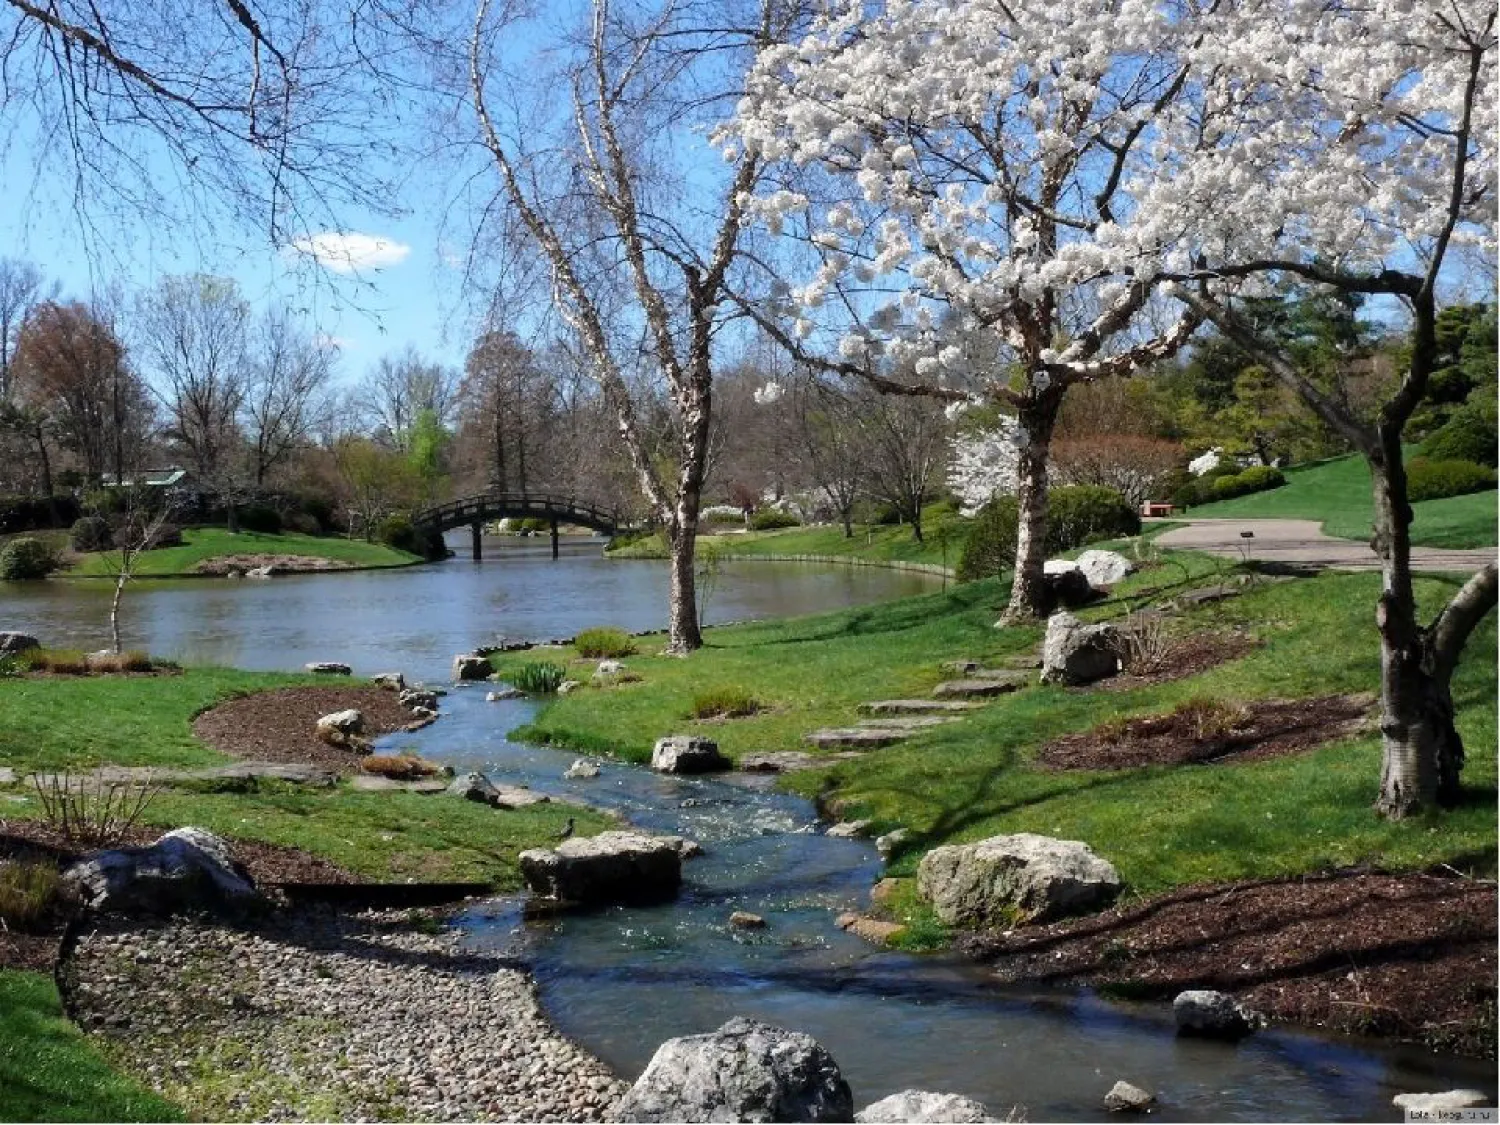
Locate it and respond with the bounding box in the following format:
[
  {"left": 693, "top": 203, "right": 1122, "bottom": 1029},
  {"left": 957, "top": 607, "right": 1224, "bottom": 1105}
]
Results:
[{"left": 390, "top": 688, "right": 1495, "bottom": 1123}]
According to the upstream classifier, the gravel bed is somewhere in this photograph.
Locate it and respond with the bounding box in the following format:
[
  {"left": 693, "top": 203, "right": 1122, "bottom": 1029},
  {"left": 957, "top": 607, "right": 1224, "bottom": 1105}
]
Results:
[{"left": 62, "top": 906, "right": 627, "bottom": 1121}]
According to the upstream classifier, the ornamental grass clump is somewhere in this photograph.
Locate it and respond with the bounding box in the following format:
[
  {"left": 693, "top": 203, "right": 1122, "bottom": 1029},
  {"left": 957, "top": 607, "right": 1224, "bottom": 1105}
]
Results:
[
  {"left": 0, "top": 859, "right": 64, "bottom": 929},
  {"left": 688, "top": 686, "right": 764, "bottom": 719},
  {"left": 31, "top": 772, "right": 161, "bottom": 848},
  {"left": 575, "top": 627, "right": 636, "bottom": 659},
  {"left": 511, "top": 661, "right": 567, "bottom": 694}
]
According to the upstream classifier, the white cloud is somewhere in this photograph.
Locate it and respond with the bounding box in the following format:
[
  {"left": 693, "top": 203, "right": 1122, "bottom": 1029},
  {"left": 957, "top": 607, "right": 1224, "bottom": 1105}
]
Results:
[{"left": 287, "top": 232, "right": 411, "bottom": 274}]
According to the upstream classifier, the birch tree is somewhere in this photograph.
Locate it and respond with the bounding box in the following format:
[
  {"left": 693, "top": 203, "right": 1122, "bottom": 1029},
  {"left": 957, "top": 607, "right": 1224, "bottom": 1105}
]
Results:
[
  {"left": 1145, "top": 0, "right": 1497, "bottom": 818},
  {"left": 464, "top": 0, "right": 796, "bottom": 653},
  {"left": 724, "top": 0, "right": 1202, "bottom": 621}
]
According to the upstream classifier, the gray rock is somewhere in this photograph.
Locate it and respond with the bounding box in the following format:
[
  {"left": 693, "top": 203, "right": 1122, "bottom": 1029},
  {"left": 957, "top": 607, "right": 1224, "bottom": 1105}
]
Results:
[
  {"left": 400, "top": 688, "right": 440, "bottom": 711},
  {"left": 519, "top": 831, "right": 682, "bottom": 906},
  {"left": 729, "top": 911, "right": 767, "bottom": 929},
  {"left": 856, "top": 1090, "right": 996, "bottom": 1123},
  {"left": 917, "top": 833, "right": 1121, "bottom": 926},
  {"left": 452, "top": 654, "right": 491, "bottom": 681},
  {"left": 1040, "top": 612, "right": 1121, "bottom": 686},
  {"left": 594, "top": 659, "right": 625, "bottom": 679},
  {"left": 825, "top": 820, "right": 873, "bottom": 839},
  {"left": 931, "top": 675, "right": 1027, "bottom": 698},
  {"left": 444, "top": 771, "right": 548, "bottom": 809},
  {"left": 371, "top": 672, "right": 405, "bottom": 691},
  {"left": 652, "top": 735, "right": 730, "bottom": 774},
  {"left": 860, "top": 700, "right": 983, "bottom": 714},
  {"left": 1103, "top": 1081, "right": 1155, "bottom": 1112},
  {"left": 1075, "top": 550, "right": 1134, "bottom": 588},
  {"left": 1172, "top": 990, "right": 1261, "bottom": 1039},
  {"left": 1043, "top": 566, "right": 1098, "bottom": 609},
  {"left": 875, "top": 828, "right": 910, "bottom": 860},
  {"left": 62, "top": 827, "right": 261, "bottom": 916},
  {"left": 245, "top": 566, "right": 274, "bottom": 579},
  {"left": 485, "top": 686, "right": 524, "bottom": 702},
  {"left": 611, "top": 1016, "right": 853, "bottom": 1123},
  {"left": 804, "top": 729, "right": 907, "bottom": 749},
  {"left": 304, "top": 661, "right": 351, "bottom": 675},
  {"left": 315, "top": 709, "right": 365, "bottom": 745},
  {"left": 564, "top": 759, "right": 601, "bottom": 780},
  {"left": 1392, "top": 1091, "right": 1491, "bottom": 1113},
  {"left": 558, "top": 679, "right": 584, "bottom": 695},
  {"left": 0, "top": 632, "right": 40, "bottom": 654}
]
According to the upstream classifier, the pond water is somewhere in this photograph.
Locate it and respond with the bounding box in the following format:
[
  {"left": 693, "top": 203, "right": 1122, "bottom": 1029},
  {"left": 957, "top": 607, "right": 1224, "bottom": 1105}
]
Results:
[
  {"left": 0, "top": 534, "right": 936, "bottom": 680},
  {"left": 3, "top": 535, "right": 1491, "bottom": 1120}
]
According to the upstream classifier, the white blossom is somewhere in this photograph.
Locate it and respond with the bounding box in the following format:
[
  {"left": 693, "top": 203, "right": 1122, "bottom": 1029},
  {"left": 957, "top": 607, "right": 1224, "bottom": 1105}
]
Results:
[{"left": 947, "top": 416, "right": 1023, "bottom": 515}]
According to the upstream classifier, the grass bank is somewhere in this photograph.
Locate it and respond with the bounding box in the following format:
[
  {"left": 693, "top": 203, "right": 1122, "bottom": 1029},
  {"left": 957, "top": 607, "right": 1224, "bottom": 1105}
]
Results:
[
  {"left": 1183, "top": 454, "right": 1498, "bottom": 548},
  {"left": 0, "top": 667, "right": 605, "bottom": 886},
  {"left": 492, "top": 551, "right": 1497, "bottom": 898},
  {"left": 0, "top": 969, "right": 183, "bottom": 1122},
  {"left": 608, "top": 502, "right": 967, "bottom": 571},
  {"left": 64, "top": 528, "right": 421, "bottom": 577}
]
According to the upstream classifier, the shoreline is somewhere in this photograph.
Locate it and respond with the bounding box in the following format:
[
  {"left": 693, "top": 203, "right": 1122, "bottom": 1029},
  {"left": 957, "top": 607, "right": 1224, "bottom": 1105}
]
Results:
[{"left": 608, "top": 545, "right": 956, "bottom": 577}]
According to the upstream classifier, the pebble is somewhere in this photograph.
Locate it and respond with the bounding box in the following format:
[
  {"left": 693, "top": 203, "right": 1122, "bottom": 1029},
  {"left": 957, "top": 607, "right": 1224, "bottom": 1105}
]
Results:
[{"left": 64, "top": 907, "right": 628, "bottom": 1121}]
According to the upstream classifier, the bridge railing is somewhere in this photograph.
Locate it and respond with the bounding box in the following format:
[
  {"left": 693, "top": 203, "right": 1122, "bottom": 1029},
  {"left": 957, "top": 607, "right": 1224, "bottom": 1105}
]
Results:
[{"left": 414, "top": 491, "right": 628, "bottom": 532}]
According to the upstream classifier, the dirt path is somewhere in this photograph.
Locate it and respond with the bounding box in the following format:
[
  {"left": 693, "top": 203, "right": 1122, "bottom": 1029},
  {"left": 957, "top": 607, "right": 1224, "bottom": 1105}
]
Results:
[{"left": 1155, "top": 518, "right": 1496, "bottom": 572}]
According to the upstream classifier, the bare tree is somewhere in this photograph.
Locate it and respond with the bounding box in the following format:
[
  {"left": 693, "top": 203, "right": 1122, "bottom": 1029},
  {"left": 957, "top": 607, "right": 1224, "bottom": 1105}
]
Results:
[
  {"left": 0, "top": 258, "right": 50, "bottom": 400},
  {"left": 91, "top": 487, "right": 177, "bottom": 654},
  {"left": 356, "top": 348, "right": 458, "bottom": 453},
  {"left": 853, "top": 389, "right": 948, "bottom": 543},
  {"left": 462, "top": 0, "right": 795, "bottom": 653},
  {"left": 243, "top": 309, "right": 334, "bottom": 487},
  {"left": 458, "top": 329, "right": 552, "bottom": 492},
  {"left": 787, "top": 377, "right": 863, "bottom": 537}
]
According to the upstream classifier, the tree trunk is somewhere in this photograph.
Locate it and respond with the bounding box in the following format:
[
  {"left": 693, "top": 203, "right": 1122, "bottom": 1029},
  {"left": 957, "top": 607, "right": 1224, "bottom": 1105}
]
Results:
[
  {"left": 664, "top": 517, "right": 703, "bottom": 654},
  {"left": 1369, "top": 442, "right": 1496, "bottom": 816},
  {"left": 1001, "top": 393, "right": 1061, "bottom": 625},
  {"left": 841, "top": 509, "right": 853, "bottom": 538},
  {"left": 110, "top": 568, "right": 128, "bottom": 654}
]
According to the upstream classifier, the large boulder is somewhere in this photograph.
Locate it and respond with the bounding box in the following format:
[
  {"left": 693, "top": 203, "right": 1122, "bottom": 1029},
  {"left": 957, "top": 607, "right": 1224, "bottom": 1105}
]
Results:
[
  {"left": 1075, "top": 550, "right": 1134, "bottom": 588},
  {"left": 315, "top": 709, "right": 365, "bottom": 746},
  {"left": 304, "top": 661, "right": 351, "bottom": 675},
  {"left": 0, "top": 632, "right": 40, "bottom": 654},
  {"left": 61, "top": 827, "right": 261, "bottom": 916},
  {"left": 1392, "top": 1091, "right": 1491, "bottom": 1113},
  {"left": 611, "top": 1016, "right": 853, "bottom": 1123},
  {"left": 520, "top": 831, "right": 683, "bottom": 906},
  {"left": 400, "top": 688, "right": 440, "bottom": 712},
  {"left": 917, "top": 833, "right": 1121, "bottom": 926},
  {"left": 1037, "top": 564, "right": 1097, "bottom": 610},
  {"left": 452, "top": 654, "right": 492, "bottom": 681},
  {"left": 856, "top": 1091, "right": 997, "bottom": 1123},
  {"left": 1040, "top": 612, "right": 1121, "bottom": 686},
  {"left": 371, "top": 672, "right": 406, "bottom": 691},
  {"left": 652, "top": 735, "right": 730, "bottom": 774},
  {"left": 1172, "top": 990, "right": 1261, "bottom": 1039}
]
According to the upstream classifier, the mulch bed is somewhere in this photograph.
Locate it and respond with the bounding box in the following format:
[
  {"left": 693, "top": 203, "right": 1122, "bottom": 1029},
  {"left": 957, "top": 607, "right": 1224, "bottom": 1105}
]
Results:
[
  {"left": 960, "top": 870, "right": 1497, "bottom": 1056},
  {"left": 192, "top": 686, "right": 420, "bottom": 774},
  {"left": 1039, "top": 692, "right": 1375, "bottom": 771},
  {"left": 1101, "top": 630, "right": 1260, "bottom": 691},
  {"left": 0, "top": 824, "right": 363, "bottom": 973}
]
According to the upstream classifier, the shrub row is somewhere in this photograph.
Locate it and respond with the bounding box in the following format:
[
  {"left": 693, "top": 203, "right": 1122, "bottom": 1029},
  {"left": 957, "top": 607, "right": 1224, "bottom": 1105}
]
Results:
[
  {"left": 749, "top": 509, "right": 801, "bottom": 531},
  {"left": 1419, "top": 393, "right": 1497, "bottom": 466},
  {"left": 1172, "top": 464, "right": 1285, "bottom": 507},
  {"left": 0, "top": 495, "right": 80, "bottom": 534},
  {"left": 1406, "top": 458, "right": 1496, "bottom": 502},
  {"left": 956, "top": 485, "right": 1140, "bottom": 583}
]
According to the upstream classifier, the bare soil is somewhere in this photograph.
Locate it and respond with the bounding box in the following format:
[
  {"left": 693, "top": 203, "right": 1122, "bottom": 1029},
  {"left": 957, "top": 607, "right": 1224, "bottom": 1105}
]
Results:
[
  {"left": 1104, "top": 630, "right": 1260, "bottom": 691},
  {"left": 960, "top": 870, "right": 1497, "bottom": 1056},
  {"left": 0, "top": 824, "right": 361, "bottom": 972},
  {"left": 193, "top": 686, "right": 421, "bottom": 773},
  {"left": 1039, "top": 693, "right": 1375, "bottom": 771}
]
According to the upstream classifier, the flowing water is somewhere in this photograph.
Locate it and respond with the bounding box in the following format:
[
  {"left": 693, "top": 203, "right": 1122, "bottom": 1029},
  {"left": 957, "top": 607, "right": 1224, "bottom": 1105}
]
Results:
[{"left": 4, "top": 537, "right": 1492, "bottom": 1119}]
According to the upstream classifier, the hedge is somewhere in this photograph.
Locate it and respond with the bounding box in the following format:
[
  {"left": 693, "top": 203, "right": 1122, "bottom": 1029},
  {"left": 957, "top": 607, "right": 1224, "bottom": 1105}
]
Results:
[{"left": 1406, "top": 458, "right": 1496, "bottom": 503}]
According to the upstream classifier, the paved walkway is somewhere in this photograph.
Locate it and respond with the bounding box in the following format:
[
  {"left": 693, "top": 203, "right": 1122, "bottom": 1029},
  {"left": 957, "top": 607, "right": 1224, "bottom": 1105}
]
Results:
[{"left": 1155, "top": 518, "right": 1496, "bottom": 573}]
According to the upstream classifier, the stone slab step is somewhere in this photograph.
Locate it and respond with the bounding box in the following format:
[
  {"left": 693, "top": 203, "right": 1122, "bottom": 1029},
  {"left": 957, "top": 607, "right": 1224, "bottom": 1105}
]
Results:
[
  {"left": 739, "top": 751, "right": 866, "bottom": 773},
  {"left": 941, "top": 656, "right": 1040, "bottom": 675},
  {"left": 932, "top": 674, "right": 1030, "bottom": 698},
  {"left": 856, "top": 715, "right": 961, "bottom": 731},
  {"left": 805, "top": 728, "right": 908, "bottom": 749},
  {"left": 860, "top": 700, "right": 983, "bottom": 715},
  {"left": 349, "top": 775, "right": 451, "bottom": 794}
]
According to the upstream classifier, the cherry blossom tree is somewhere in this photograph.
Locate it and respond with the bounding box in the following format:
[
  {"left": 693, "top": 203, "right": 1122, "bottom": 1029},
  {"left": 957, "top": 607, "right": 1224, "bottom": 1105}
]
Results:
[
  {"left": 724, "top": 0, "right": 1202, "bottom": 620},
  {"left": 1143, "top": 0, "right": 1497, "bottom": 818}
]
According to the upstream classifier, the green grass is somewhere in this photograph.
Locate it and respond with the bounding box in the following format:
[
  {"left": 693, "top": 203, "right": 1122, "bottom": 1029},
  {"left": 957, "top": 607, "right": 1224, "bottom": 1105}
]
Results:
[
  {"left": 0, "top": 667, "right": 611, "bottom": 887},
  {"left": 65, "top": 527, "right": 420, "bottom": 577},
  {"left": 610, "top": 501, "right": 970, "bottom": 571},
  {"left": 0, "top": 970, "right": 184, "bottom": 1122},
  {"left": 494, "top": 550, "right": 1497, "bottom": 897},
  {"left": 1184, "top": 453, "right": 1498, "bottom": 548}
]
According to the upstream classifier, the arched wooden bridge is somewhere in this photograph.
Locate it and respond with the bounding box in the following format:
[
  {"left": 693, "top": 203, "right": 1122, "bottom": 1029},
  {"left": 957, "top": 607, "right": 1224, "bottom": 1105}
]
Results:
[{"left": 413, "top": 491, "right": 627, "bottom": 559}]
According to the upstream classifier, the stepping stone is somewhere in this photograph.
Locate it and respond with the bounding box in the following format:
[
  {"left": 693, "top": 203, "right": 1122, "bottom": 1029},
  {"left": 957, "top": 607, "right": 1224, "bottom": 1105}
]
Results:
[
  {"left": 856, "top": 715, "right": 961, "bottom": 731},
  {"left": 740, "top": 751, "right": 865, "bottom": 773},
  {"left": 805, "top": 728, "right": 908, "bottom": 749},
  {"left": 349, "top": 775, "right": 451, "bottom": 794},
  {"left": 861, "top": 700, "right": 983, "bottom": 715},
  {"left": 0, "top": 767, "right": 15, "bottom": 785},
  {"left": 932, "top": 673, "right": 1030, "bottom": 698}
]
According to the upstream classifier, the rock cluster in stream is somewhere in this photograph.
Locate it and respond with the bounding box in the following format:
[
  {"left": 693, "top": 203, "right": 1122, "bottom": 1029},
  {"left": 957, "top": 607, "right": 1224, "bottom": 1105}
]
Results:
[{"left": 62, "top": 907, "right": 626, "bottom": 1122}]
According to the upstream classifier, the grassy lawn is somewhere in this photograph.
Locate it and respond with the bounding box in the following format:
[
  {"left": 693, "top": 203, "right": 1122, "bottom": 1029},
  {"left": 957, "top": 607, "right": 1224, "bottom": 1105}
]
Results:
[
  {"left": 493, "top": 551, "right": 1497, "bottom": 897},
  {"left": 609, "top": 502, "right": 968, "bottom": 571},
  {"left": 0, "top": 970, "right": 183, "bottom": 1123},
  {"left": 65, "top": 527, "right": 420, "bottom": 577},
  {"left": 1183, "top": 454, "right": 1498, "bottom": 548},
  {"left": 0, "top": 667, "right": 608, "bottom": 887}
]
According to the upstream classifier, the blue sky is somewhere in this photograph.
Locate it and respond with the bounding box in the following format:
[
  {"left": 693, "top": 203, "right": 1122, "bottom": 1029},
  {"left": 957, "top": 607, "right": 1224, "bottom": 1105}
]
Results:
[{"left": 0, "top": 154, "right": 477, "bottom": 386}]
